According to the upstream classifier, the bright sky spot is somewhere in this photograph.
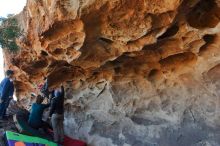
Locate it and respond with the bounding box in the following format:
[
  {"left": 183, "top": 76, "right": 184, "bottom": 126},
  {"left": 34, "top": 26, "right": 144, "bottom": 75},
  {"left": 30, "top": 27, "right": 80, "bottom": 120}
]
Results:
[
  {"left": 0, "top": 0, "right": 26, "bottom": 80},
  {"left": 0, "top": 0, "right": 27, "bottom": 17}
]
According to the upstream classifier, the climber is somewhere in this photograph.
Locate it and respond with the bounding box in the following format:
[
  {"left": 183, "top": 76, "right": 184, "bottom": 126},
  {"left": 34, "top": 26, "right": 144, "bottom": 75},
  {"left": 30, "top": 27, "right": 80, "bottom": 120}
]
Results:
[
  {"left": 40, "top": 77, "right": 50, "bottom": 99},
  {"left": 28, "top": 95, "right": 51, "bottom": 131},
  {"left": 49, "top": 85, "right": 65, "bottom": 144},
  {"left": 0, "top": 70, "right": 15, "bottom": 120}
]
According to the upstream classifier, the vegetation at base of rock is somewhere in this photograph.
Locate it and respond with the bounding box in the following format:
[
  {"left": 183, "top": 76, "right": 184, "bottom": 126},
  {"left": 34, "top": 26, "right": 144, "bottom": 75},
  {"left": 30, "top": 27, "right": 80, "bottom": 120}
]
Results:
[{"left": 0, "top": 15, "right": 21, "bottom": 52}]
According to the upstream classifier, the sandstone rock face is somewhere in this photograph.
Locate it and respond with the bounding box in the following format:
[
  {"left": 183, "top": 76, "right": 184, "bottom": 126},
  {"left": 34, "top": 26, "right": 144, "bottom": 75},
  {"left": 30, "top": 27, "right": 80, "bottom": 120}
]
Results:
[{"left": 4, "top": 0, "right": 220, "bottom": 145}]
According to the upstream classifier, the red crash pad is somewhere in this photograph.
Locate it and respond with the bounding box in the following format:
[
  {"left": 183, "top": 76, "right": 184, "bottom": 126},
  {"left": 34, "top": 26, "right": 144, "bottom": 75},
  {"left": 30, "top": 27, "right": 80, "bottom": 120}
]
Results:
[
  {"left": 48, "top": 129, "right": 86, "bottom": 146},
  {"left": 63, "top": 135, "right": 86, "bottom": 146}
]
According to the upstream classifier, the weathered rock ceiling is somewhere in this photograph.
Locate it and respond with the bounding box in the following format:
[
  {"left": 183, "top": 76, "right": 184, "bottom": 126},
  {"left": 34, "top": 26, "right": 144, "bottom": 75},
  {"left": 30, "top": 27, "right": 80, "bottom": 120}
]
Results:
[{"left": 7, "top": 0, "right": 219, "bottom": 94}]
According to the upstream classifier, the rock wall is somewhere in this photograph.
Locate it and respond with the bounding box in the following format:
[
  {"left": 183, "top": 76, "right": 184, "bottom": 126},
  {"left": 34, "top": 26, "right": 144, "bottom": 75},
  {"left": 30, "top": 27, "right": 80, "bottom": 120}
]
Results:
[{"left": 4, "top": 0, "right": 220, "bottom": 145}]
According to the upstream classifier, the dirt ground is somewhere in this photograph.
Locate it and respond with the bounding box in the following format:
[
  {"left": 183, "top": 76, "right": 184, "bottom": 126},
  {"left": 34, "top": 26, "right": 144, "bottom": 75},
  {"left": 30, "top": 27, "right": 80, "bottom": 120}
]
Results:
[{"left": 0, "top": 115, "right": 18, "bottom": 146}]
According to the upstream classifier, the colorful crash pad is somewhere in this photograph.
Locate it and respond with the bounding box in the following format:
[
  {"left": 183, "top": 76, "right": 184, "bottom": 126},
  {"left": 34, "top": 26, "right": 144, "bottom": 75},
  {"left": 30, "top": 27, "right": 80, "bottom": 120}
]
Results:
[
  {"left": 48, "top": 129, "right": 87, "bottom": 146},
  {"left": 63, "top": 135, "right": 87, "bottom": 146},
  {"left": 4, "top": 131, "right": 59, "bottom": 146},
  {"left": 14, "top": 111, "right": 87, "bottom": 146}
]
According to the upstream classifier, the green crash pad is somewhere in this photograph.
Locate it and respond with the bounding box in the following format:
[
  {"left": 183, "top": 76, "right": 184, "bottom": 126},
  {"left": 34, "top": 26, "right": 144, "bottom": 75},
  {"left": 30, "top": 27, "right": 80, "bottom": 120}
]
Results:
[{"left": 5, "top": 131, "right": 59, "bottom": 146}]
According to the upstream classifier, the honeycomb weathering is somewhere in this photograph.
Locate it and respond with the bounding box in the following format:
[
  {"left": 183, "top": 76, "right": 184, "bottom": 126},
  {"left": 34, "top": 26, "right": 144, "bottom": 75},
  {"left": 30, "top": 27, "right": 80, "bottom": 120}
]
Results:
[{"left": 3, "top": 0, "right": 220, "bottom": 145}]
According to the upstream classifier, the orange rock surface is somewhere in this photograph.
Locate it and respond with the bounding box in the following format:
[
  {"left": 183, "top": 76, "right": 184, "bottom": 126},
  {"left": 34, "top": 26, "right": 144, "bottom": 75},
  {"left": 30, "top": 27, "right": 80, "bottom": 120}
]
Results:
[{"left": 3, "top": 0, "right": 220, "bottom": 145}]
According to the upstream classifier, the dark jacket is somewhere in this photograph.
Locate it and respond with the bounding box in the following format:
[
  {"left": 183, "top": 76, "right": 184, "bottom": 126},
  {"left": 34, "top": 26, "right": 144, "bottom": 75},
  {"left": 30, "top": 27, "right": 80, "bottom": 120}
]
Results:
[
  {"left": 0, "top": 78, "right": 14, "bottom": 100},
  {"left": 49, "top": 86, "right": 64, "bottom": 116},
  {"left": 41, "top": 79, "right": 50, "bottom": 98},
  {"left": 28, "top": 103, "right": 50, "bottom": 128}
]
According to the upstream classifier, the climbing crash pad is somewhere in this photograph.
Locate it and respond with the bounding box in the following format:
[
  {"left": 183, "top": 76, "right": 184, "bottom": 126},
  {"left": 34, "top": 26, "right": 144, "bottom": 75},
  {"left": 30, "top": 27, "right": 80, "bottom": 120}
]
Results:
[
  {"left": 4, "top": 131, "right": 58, "bottom": 146},
  {"left": 48, "top": 129, "right": 87, "bottom": 146},
  {"left": 63, "top": 135, "right": 86, "bottom": 146},
  {"left": 14, "top": 111, "right": 87, "bottom": 146}
]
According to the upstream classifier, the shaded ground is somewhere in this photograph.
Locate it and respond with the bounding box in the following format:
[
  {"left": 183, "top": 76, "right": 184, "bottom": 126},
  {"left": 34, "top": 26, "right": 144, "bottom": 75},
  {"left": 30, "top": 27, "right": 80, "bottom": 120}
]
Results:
[
  {"left": 0, "top": 116, "right": 18, "bottom": 146},
  {"left": 0, "top": 100, "right": 27, "bottom": 146}
]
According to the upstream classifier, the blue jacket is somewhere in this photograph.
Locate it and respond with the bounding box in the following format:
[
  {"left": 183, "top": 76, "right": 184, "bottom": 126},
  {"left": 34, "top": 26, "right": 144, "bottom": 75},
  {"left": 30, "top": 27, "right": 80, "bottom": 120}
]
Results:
[
  {"left": 28, "top": 103, "right": 50, "bottom": 128},
  {"left": 0, "top": 78, "right": 14, "bottom": 100}
]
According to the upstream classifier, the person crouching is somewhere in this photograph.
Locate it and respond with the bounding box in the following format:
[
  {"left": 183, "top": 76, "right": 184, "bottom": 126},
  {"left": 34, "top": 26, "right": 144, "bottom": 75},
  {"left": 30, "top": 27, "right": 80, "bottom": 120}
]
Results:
[{"left": 28, "top": 95, "right": 50, "bottom": 131}]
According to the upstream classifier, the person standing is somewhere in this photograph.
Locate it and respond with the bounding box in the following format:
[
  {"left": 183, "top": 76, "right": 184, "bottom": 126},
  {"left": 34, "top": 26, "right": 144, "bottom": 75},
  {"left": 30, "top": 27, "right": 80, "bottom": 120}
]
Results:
[
  {"left": 0, "top": 70, "right": 14, "bottom": 120},
  {"left": 49, "top": 85, "right": 65, "bottom": 144}
]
